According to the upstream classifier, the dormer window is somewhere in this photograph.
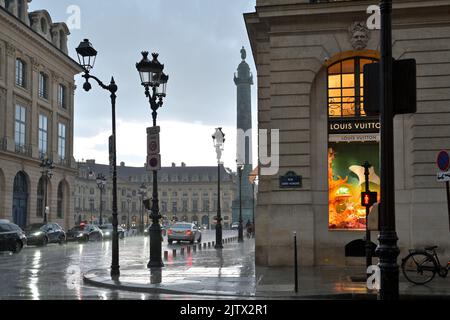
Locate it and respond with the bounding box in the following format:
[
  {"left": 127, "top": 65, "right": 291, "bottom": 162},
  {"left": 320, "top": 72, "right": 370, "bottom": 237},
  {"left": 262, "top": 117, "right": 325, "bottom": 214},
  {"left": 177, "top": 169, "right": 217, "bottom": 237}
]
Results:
[{"left": 41, "top": 18, "right": 48, "bottom": 34}]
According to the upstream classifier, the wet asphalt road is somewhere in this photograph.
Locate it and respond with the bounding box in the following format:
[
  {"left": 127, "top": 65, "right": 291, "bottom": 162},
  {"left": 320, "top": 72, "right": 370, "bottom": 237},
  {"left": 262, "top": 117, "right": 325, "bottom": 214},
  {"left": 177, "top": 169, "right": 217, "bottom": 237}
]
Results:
[{"left": 0, "top": 230, "right": 238, "bottom": 300}]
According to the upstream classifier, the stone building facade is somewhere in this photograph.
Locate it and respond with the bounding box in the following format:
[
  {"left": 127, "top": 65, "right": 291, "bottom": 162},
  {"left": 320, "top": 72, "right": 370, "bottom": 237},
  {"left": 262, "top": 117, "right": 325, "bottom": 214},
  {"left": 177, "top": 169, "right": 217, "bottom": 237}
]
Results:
[
  {"left": 245, "top": 0, "right": 450, "bottom": 266},
  {"left": 0, "top": 1, "right": 81, "bottom": 229},
  {"left": 74, "top": 160, "right": 236, "bottom": 230}
]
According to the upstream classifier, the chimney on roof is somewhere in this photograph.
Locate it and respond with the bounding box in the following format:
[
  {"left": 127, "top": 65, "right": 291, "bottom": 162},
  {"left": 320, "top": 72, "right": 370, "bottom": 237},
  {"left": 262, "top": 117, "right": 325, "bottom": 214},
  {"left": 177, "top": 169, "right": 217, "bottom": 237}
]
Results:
[
  {"left": 181, "top": 162, "right": 186, "bottom": 167},
  {"left": 120, "top": 162, "right": 125, "bottom": 167},
  {"left": 172, "top": 163, "right": 176, "bottom": 167},
  {"left": 86, "top": 159, "right": 96, "bottom": 165}
]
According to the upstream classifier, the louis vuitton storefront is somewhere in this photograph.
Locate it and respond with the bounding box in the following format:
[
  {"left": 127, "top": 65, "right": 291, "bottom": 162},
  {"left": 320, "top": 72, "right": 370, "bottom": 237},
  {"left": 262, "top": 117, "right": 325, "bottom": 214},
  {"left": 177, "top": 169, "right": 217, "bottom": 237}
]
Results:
[{"left": 245, "top": 0, "right": 450, "bottom": 266}]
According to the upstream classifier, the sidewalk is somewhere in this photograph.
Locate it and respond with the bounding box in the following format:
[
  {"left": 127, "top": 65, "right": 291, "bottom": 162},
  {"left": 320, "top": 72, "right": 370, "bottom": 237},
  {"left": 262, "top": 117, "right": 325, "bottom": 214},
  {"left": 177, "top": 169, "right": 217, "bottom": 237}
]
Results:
[{"left": 83, "top": 237, "right": 450, "bottom": 299}]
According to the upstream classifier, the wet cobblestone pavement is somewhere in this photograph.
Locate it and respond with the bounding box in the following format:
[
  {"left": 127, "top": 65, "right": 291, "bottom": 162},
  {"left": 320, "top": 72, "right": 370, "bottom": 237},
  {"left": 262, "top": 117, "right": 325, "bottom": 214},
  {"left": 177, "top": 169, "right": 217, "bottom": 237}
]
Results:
[{"left": 0, "top": 230, "right": 244, "bottom": 300}]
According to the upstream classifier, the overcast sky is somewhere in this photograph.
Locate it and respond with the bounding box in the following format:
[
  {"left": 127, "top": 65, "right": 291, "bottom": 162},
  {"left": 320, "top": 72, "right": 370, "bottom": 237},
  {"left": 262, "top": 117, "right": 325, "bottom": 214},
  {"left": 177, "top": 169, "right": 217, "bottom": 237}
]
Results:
[{"left": 29, "top": 0, "right": 258, "bottom": 170}]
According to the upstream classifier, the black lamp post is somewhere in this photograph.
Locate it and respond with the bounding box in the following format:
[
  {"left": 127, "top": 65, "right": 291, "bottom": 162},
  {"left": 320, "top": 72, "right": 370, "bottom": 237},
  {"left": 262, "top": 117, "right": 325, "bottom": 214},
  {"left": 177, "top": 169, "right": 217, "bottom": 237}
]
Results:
[
  {"left": 39, "top": 158, "right": 54, "bottom": 223},
  {"left": 136, "top": 51, "right": 168, "bottom": 268},
  {"left": 375, "top": 0, "right": 400, "bottom": 300},
  {"left": 126, "top": 193, "right": 132, "bottom": 232},
  {"left": 212, "top": 128, "right": 225, "bottom": 249},
  {"left": 138, "top": 183, "right": 147, "bottom": 234},
  {"left": 96, "top": 173, "right": 106, "bottom": 226},
  {"left": 76, "top": 39, "right": 120, "bottom": 278},
  {"left": 237, "top": 162, "right": 244, "bottom": 243}
]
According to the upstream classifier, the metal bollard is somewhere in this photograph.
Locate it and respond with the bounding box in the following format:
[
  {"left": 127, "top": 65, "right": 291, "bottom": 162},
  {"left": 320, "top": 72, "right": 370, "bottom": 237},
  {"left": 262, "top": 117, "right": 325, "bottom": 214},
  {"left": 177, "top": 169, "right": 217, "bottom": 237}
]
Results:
[
  {"left": 181, "top": 247, "right": 185, "bottom": 256},
  {"left": 294, "top": 231, "right": 298, "bottom": 293},
  {"left": 187, "top": 246, "right": 191, "bottom": 253},
  {"left": 198, "top": 243, "right": 202, "bottom": 250},
  {"left": 208, "top": 242, "right": 211, "bottom": 248},
  {"left": 193, "top": 245, "right": 197, "bottom": 252},
  {"left": 173, "top": 249, "right": 177, "bottom": 258},
  {"left": 203, "top": 243, "right": 206, "bottom": 249},
  {"left": 164, "top": 251, "right": 168, "bottom": 260}
]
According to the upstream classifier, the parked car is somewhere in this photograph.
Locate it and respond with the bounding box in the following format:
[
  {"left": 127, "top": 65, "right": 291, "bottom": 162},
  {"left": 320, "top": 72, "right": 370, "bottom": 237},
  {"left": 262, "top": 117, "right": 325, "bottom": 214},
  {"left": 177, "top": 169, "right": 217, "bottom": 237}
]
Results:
[
  {"left": 0, "top": 220, "right": 27, "bottom": 253},
  {"left": 231, "top": 222, "right": 240, "bottom": 230},
  {"left": 99, "top": 224, "right": 125, "bottom": 239},
  {"left": 66, "top": 224, "right": 103, "bottom": 242},
  {"left": 167, "top": 222, "right": 202, "bottom": 244},
  {"left": 24, "top": 223, "right": 66, "bottom": 246}
]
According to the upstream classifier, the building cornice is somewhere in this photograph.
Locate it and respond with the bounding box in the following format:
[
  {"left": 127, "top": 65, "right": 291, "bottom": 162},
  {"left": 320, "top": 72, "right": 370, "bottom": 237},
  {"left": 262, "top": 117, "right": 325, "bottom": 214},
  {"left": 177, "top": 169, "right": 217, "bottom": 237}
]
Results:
[
  {"left": 254, "top": 0, "right": 450, "bottom": 19},
  {"left": 0, "top": 7, "right": 82, "bottom": 75}
]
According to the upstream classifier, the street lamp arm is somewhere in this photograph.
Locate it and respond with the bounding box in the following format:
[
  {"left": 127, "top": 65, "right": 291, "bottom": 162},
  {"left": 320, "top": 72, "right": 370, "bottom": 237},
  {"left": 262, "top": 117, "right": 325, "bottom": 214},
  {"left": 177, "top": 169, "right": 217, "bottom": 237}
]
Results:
[{"left": 82, "top": 72, "right": 118, "bottom": 94}]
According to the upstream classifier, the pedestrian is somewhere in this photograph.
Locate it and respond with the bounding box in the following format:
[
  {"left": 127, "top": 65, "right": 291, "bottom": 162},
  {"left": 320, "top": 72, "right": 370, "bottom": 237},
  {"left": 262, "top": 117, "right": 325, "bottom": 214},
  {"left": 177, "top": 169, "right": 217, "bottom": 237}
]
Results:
[{"left": 245, "top": 220, "right": 253, "bottom": 238}]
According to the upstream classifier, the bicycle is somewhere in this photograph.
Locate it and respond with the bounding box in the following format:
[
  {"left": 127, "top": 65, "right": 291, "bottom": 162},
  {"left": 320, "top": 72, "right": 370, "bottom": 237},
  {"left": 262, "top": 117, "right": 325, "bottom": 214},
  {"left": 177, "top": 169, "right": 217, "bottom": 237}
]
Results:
[{"left": 401, "top": 246, "right": 449, "bottom": 285}]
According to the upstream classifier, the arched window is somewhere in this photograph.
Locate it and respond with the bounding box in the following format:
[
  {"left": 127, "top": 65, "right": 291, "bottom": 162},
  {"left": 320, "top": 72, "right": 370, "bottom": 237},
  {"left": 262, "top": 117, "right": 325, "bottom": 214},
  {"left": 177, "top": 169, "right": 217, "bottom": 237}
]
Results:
[
  {"left": 328, "top": 57, "right": 377, "bottom": 118},
  {"left": 57, "top": 182, "right": 64, "bottom": 218}
]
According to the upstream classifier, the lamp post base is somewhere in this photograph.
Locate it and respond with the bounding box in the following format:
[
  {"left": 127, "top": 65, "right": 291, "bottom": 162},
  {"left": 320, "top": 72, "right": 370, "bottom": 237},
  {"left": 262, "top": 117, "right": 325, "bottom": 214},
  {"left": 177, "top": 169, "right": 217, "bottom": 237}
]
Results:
[
  {"left": 110, "top": 266, "right": 120, "bottom": 279},
  {"left": 148, "top": 221, "right": 164, "bottom": 268}
]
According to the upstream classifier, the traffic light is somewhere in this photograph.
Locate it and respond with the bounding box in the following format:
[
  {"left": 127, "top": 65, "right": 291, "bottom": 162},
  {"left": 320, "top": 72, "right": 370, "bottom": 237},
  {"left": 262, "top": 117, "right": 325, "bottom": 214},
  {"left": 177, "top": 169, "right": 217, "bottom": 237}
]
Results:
[{"left": 361, "top": 191, "right": 378, "bottom": 208}]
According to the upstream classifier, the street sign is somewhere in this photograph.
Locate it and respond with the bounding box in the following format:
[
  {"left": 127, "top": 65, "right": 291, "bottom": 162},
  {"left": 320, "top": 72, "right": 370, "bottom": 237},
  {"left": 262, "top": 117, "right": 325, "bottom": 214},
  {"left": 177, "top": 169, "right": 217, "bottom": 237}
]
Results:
[
  {"left": 436, "top": 150, "right": 450, "bottom": 172},
  {"left": 279, "top": 171, "right": 302, "bottom": 188},
  {"left": 147, "top": 133, "right": 160, "bottom": 155},
  {"left": 437, "top": 171, "right": 450, "bottom": 182},
  {"left": 147, "top": 154, "right": 161, "bottom": 171}
]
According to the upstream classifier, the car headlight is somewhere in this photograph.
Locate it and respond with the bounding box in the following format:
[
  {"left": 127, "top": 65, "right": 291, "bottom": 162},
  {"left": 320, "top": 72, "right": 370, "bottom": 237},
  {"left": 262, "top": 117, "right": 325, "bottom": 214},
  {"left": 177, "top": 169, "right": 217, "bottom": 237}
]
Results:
[
  {"left": 76, "top": 233, "right": 84, "bottom": 237},
  {"left": 105, "top": 232, "right": 110, "bottom": 236},
  {"left": 32, "top": 232, "right": 43, "bottom": 236}
]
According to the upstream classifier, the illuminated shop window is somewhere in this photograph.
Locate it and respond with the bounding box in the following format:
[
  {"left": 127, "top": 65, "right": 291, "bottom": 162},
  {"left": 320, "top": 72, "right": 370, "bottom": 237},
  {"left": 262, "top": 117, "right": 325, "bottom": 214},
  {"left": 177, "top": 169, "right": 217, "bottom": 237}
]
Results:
[
  {"left": 327, "top": 56, "right": 380, "bottom": 231},
  {"left": 328, "top": 57, "right": 377, "bottom": 118}
]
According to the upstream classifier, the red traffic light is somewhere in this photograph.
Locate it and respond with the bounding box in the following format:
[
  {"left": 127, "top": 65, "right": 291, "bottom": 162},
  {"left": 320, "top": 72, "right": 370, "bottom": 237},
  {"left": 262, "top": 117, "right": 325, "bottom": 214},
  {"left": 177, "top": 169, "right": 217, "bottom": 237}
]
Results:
[{"left": 361, "top": 192, "right": 378, "bottom": 207}]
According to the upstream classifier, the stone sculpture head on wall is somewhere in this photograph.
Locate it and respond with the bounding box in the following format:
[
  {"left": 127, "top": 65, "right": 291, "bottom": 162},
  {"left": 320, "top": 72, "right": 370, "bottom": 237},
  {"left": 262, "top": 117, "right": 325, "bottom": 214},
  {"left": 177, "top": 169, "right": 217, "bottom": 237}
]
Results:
[{"left": 349, "top": 21, "right": 370, "bottom": 51}]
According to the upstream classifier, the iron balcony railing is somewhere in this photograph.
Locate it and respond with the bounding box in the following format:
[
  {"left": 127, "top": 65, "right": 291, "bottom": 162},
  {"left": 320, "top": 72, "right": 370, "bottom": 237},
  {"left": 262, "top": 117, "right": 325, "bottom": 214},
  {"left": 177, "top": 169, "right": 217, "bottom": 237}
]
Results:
[{"left": 15, "top": 144, "right": 32, "bottom": 157}]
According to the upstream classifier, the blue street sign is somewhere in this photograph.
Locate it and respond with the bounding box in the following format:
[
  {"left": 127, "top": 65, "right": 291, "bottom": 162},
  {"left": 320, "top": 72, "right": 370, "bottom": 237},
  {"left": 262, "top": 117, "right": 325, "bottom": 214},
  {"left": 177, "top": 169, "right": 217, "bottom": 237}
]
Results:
[{"left": 437, "top": 150, "right": 450, "bottom": 172}]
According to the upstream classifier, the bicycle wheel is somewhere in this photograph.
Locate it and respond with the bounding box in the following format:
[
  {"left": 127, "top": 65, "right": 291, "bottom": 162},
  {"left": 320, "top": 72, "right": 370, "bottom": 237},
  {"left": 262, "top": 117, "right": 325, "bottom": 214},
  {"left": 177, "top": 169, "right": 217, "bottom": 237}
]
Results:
[{"left": 401, "top": 252, "right": 437, "bottom": 285}]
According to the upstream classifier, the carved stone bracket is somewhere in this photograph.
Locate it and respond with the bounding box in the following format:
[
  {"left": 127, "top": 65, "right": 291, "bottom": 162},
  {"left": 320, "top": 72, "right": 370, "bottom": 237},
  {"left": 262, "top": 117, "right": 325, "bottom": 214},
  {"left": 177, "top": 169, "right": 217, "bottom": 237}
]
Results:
[
  {"left": 6, "top": 43, "right": 16, "bottom": 57},
  {"left": 30, "top": 57, "right": 40, "bottom": 72}
]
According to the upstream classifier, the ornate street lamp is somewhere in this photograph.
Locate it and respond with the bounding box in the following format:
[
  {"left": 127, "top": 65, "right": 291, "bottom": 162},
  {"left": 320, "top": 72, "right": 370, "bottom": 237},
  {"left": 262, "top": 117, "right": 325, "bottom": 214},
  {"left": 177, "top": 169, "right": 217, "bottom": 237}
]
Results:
[
  {"left": 96, "top": 173, "right": 106, "bottom": 226},
  {"left": 236, "top": 161, "right": 244, "bottom": 243},
  {"left": 39, "top": 157, "right": 55, "bottom": 223},
  {"left": 76, "top": 38, "right": 120, "bottom": 278},
  {"left": 212, "top": 128, "right": 225, "bottom": 249},
  {"left": 136, "top": 51, "right": 168, "bottom": 268},
  {"left": 138, "top": 183, "right": 147, "bottom": 234}
]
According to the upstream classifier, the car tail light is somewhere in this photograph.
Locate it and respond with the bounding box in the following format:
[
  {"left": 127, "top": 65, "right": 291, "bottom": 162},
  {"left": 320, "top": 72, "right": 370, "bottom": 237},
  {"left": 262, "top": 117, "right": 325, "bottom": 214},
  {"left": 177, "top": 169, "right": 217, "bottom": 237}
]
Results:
[
  {"left": 167, "top": 229, "right": 173, "bottom": 235},
  {"left": 185, "top": 230, "right": 192, "bottom": 236}
]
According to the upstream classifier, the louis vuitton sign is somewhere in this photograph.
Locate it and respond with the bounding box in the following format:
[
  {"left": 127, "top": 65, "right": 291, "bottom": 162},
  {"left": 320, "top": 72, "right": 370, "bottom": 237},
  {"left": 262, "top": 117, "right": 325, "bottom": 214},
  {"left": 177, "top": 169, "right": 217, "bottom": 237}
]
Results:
[{"left": 329, "top": 118, "right": 381, "bottom": 135}]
